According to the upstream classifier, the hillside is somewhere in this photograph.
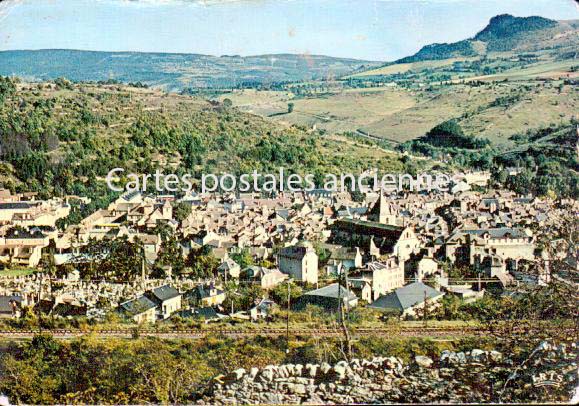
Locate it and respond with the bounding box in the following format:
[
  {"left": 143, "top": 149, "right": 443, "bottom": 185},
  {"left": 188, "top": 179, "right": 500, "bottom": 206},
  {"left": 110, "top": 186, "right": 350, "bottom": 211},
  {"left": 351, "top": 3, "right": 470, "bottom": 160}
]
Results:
[
  {"left": 396, "top": 15, "right": 577, "bottom": 63},
  {"left": 0, "top": 77, "right": 416, "bottom": 208},
  {"left": 0, "top": 50, "right": 379, "bottom": 91},
  {"left": 221, "top": 75, "right": 577, "bottom": 149},
  {"left": 353, "top": 14, "right": 578, "bottom": 83}
]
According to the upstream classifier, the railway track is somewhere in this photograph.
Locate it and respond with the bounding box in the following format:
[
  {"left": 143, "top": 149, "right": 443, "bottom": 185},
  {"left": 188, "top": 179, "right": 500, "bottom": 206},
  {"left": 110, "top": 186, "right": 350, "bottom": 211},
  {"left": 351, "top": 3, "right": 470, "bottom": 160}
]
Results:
[{"left": 0, "top": 325, "right": 571, "bottom": 339}]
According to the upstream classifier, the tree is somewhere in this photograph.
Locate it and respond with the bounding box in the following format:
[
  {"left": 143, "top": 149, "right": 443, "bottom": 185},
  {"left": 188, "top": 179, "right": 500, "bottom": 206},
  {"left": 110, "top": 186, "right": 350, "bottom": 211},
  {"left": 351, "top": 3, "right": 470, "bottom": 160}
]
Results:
[
  {"left": 230, "top": 249, "right": 254, "bottom": 269},
  {"left": 287, "top": 102, "right": 294, "bottom": 113},
  {"left": 186, "top": 246, "right": 219, "bottom": 279},
  {"left": 223, "top": 284, "right": 264, "bottom": 313},
  {"left": 270, "top": 281, "right": 302, "bottom": 307},
  {"left": 222, "top": 98, "right": 233, "bottom": 109},
  {"left": 78, "top": 237, "right": 144, "bottom": 281},
  {"left": 0, "top": 76, "right": 16, "bottom": 104},
  {"left": 422, "top": 119, "right": 490, "bottom": 149},
  {"left": 155, "top": 236, "right": 185, "bottom": 275},
  {"left": 153, "top": 222, "right": 173, "bottom": 242},
  {"left": 313, "top": 243, "right": 331, "bottom": 266},
  {"left": 173, "top": 202, "right": 192, "bottom": 223}
]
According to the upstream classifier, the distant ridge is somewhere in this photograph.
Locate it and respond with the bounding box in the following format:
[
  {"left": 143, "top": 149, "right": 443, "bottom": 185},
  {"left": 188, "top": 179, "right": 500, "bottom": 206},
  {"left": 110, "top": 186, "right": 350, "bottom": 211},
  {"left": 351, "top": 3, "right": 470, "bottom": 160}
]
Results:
[
  {"left": 0, "top": 49, "right": 380, "bottom": 90},
  {"left": 395, "top": 14, "right": 575, "bottom": 63}
]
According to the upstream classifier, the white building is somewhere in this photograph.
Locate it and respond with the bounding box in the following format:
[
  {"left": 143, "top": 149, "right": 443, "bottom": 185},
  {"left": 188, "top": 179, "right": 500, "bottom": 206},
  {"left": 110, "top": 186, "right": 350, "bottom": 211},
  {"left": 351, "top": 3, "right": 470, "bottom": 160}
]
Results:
[
  {"left": 278, "top": 241, "right": 319, "bottom": 284},
  {"left": 365, "top": 258, "right": 405, "bottom": 300}
]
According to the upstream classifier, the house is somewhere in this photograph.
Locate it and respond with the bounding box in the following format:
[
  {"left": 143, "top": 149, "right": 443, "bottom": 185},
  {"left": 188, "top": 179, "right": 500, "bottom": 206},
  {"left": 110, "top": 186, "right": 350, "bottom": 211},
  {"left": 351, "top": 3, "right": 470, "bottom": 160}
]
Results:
[
  {"left": 217, "top": 258, "right": 241, "bottom": 280},
  {"left": 369, "top": 282, "right": 444, "bottom": 318},
  {"left": 367, "top": 193, "right": 398, "bottom": 225},
  {"left": 445, "top": 228, "right": 535, "bottom": 267},
  {"left": 293, "top": 283, "right": 358, "bottom": 312},
  {"left": 243, "top": 266, "right": 288, "bottom": 289},
  {"left": 192, "top": 230, "right": 221, "bottom": 246},
  {"left": 417, "top": 257, "right": 438, "bottom": 280},
  {"left": 119, "top": 296, "right": 157, "bottom": 323},
  {"left": 0, "top": 197, "right": 70, "bottom": 227},
  {"left": 444, "top": 285, "right": 484, "bottom": 303},
  {"left": 139, "top": 234, "right": 160, "bottom": 262},
  {"left": 259, "top": 268, "right": 289, "bottom": 289},
  {"left": 278, "top": 241, "right": 319, "bottom": 284},
  {"left": 363, "top": 258, "right": 405, "bottom": 300},
  {"left": 188, "top": 283, "right": 226, "bottom": 307},
  {"left": 323, "top": 244, "right": 363, "bottom": 273},
  {"left": 348, "top": 278, "right": 373, "bottom": 302},
  {"left": 405, "top": 252, "right": 439, "bottom": 281},
  {"left": 249, "top": 298, "right": 277, "bottom": 321},
  {"left": 474, "top": 254, "right": 515, "bottom": 287},
  {"left": 331, "top": 219, "right": 419, "bottom": 261},
  {"left": 145, "top": 285, "right": 182, "bottom": 320},
  {"left": 174, "top": 307, "right": 220, "bottom": 322},
  {"left": 0, "top": 227, "right": 50, "bottom": 268}
]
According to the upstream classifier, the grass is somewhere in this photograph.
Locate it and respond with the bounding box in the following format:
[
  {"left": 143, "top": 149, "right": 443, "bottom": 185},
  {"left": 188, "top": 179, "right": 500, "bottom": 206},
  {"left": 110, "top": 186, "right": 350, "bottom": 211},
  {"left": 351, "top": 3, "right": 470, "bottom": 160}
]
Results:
[
  {"left": 0, "top": 268, "right": 36, "bottom": 277},
  {"left": 219, "top": 76, "right": 576, "bottom": 147},
  {"left": 465, "top": 59, "right": 579, "bottom": 82},
  {"left": 351, "top": 57, "right": 472, "bottom": 77}
]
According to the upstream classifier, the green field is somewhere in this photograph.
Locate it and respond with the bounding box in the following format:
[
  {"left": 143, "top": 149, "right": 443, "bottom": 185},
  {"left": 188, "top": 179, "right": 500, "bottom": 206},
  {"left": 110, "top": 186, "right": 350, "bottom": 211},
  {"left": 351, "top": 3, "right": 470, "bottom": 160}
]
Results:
[
  {"left": 220, "top": 77, "right": 577, "bottom": 147},
  {"left": 0, "top": 268, "right": 35, "bottom": 277}
]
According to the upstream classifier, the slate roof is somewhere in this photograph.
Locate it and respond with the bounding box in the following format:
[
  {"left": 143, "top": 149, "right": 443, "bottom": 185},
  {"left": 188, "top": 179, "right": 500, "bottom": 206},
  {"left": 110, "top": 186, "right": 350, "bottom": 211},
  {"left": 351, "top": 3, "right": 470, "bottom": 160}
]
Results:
[
  {"left": 275, "top": 209, "right": 290, "bottom": 220},
  {"left": 0, "top": 202, "right": 32, "bottom": 210},
  {"left": 148, "top": 285, "right": 180, "bottom": 302},
  {"left": 217, "top": 258, "right": 239, "bottom": 271},
  {"left": 5, "top": 227, "right": 47, "bottom": 239},
  {"left": 253, "top": 298, "right": 276, "bottom": 312},
  {"left": 349, "top": 207, "right": 368, "bottom": 215},
  {"left": 306, "top": 189, "right": 335, "bottom": 198},
  {"left": 461, "top": 227, "right": 526, "bottom": 239},
  {"left": 349, "top": 278, "right": 371, "bottom": 289},
  {"left": 481, "top": 198, "right": 499, "bottom": 207},
  {"left": 120, "top": 191, "right": 141, "bottom": 202},
  {"left": 279, "top": 245, "right": 310, "bottom": 260},
  {"left": 120, "top": 296, "right": 157, "bottom": 316},
  {"left": 303, "top": 283, "right": 357, "bottom": 301},
  {"left": 189, "top": 284, "right": 223, "bottom": 300},
  {"left": 333, "top": 219, "right": 404, "bottom": 241},
  {"left": 176, "top": 307, "right": 218, "bottom": 320},
  {"left": 369, "top": 282, "right": 443, "bottom": 312}
]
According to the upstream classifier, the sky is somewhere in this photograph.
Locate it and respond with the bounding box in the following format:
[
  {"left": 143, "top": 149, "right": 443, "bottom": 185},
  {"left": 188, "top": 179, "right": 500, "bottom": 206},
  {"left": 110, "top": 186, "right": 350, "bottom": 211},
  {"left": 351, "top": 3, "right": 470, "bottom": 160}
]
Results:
[{"left": 0, "top": 0, "right": 577, "bottom": 61}]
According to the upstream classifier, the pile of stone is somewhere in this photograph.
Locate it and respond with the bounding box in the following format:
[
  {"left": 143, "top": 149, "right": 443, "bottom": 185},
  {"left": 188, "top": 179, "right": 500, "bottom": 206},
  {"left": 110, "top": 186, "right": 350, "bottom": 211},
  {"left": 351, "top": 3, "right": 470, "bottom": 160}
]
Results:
[{"left": 196, "top": 341, "right": 577, "bottom": 404}]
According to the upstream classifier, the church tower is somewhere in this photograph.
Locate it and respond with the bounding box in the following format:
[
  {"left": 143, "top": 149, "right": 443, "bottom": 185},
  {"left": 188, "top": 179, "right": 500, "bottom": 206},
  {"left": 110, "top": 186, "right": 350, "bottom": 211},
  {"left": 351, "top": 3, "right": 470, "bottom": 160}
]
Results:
[{"left": 368, "top": 193, "right": 396, "bottom": 225}]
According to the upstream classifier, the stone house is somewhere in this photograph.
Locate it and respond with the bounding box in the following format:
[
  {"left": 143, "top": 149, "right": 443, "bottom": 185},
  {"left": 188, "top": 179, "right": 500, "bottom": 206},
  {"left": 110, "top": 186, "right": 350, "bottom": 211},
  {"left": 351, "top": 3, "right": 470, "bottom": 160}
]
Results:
[
  {"left": 445, "top": 228, "right": 535, "bottom": 267},
  {"left": 243, "top": 266, "right": 288, "bottom": 289},
  {"left": 119, "top": 295, "right": 157, "bottom": 323},
  {"left": 145, "top": 285, "right": 182, "bottom": 320},
  {"left": 217, "top": 258, "right": 241, "bottom": 280},
  {"left": 293, "top": 283, "right": 358, "bottom": 312},
  {"left": 348, "top": 278, "right": 373, "bottom": 302},
  {"left": 363, "top": 258, "right": 405, "bottom": 300},
  {"left": 331, "top": 219, "right": 420, "bottom": 261},
  {"left": 278, "top": 241, "right": 319, "bottom": 284},
  {"left": 188, "top": 283, "right": 226, "bottom": 307},
  {"left": 0, "top": 227, "right": 50, "bottom": 268},
  {"left": 369, "top": 282, "right": 444, "bottom": 318}
]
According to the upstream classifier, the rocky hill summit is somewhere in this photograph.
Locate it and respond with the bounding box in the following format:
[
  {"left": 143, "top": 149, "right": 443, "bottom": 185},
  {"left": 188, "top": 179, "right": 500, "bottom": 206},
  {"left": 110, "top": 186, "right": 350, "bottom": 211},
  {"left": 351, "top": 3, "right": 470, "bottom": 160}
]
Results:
[
  {"left": 396, "top": 14, "right": 578, "bottom": 63},
  {"left": 197, "top": 340, "right": 577, "bottom": 404}
]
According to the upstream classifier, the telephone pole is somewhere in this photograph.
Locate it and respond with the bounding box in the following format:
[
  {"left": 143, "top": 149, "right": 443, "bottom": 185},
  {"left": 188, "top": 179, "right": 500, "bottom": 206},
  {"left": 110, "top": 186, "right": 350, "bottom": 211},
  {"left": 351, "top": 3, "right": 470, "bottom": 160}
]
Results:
[
  {"left": 286, "top": 278, "right": 291, "bottom": 354},
  {"left": 423, "top": 290, "right": 428, "bottom": 328}
]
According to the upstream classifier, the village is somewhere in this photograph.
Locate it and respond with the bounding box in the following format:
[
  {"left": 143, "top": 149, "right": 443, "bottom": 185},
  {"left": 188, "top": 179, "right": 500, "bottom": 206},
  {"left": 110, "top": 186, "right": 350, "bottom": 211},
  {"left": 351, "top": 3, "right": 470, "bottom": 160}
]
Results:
[{"left": 0, "top": 170, "right": 575, "bottom": 327}]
